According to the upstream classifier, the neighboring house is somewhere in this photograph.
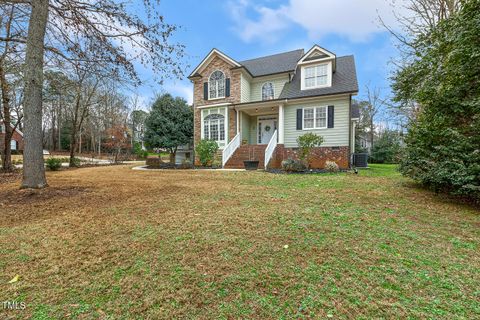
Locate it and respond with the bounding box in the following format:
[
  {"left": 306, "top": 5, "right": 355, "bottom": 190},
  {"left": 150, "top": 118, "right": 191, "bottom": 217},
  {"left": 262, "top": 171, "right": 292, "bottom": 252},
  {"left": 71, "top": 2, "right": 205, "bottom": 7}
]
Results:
[
  {"left": 0, "top": 122, "right": 24, "bottom": 153},
  {"left": 188, "top": 45, "right": 359, "bottom": 169},
  {"left": 357, "top": 131, "right": 372, "bottom": 153}
]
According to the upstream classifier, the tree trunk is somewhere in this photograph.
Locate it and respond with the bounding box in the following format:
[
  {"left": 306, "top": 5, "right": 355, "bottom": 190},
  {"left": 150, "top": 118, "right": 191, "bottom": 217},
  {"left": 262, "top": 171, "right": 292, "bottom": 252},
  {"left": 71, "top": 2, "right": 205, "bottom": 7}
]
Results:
[
  {"left": 169, "top": 147, "right": 177, "bottom": 164},
  {"left": 69, "top": 128, "right": 77, "bottom": 166},
  {"left": 51, "top": 104, "right": 57, "bottom": 151},
  {"left": 370, "top": 122, "right": 375, "bottom": 153},
  {"left": 0, "top": 63, "right": 13, "bottom": 172},
  {"left": 21, "top": 0, "right": 49, "bottom": 189}
]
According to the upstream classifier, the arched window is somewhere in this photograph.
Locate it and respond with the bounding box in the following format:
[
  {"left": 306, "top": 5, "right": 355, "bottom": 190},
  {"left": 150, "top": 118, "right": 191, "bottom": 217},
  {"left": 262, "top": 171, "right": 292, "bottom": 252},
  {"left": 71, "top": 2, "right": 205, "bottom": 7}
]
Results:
[
  {"left": 203, "top": 113, "right": 225, "bottom": 142},
  {"left": 209, "top": 70, "right": 225, "bottom": 99},
  {"left": 262, "top": 82, "right": 274, "bottom": 100}
]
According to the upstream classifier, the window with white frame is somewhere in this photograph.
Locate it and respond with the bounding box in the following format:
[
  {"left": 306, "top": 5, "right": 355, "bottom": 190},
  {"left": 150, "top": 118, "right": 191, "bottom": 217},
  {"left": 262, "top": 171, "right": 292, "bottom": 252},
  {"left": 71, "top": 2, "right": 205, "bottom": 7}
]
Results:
[
  {"left": 262, "top": 82, "right": 274, "bottom": 100},
  {"left": 202, "top": 107, "right": 227, "bottom": 146},
  {"left": 209, "top": 70, "right": 225, "bottom": 99},
  {"left": 303, "top": 106, "right": 327, "bottom": 129},
  {"left": 303, "top": 63, "right": 329, "bottom": 89},
  {"left": 11, "top": 140, "right": 17, "bottom": 150}
]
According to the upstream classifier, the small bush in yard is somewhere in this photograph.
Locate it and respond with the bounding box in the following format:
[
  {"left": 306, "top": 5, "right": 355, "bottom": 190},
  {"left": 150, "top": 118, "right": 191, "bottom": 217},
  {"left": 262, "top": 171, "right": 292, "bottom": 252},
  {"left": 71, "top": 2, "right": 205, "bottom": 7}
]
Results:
[
  {"left": 297, "top": 133, "right": 324, "bottom": 168},
  {"left": 195, "top": 140, "right": 219, "bottom": 167},
  {"left": 70, "top": 157, "right": 81, "bottom": 167},
  {"left": 325, "top": 161, "right": 339, "bottom": 173},
  {"left": 45, "top": 158, "right": 62, "bottom": 171},
  {"left": 281, "top": 159, "right": 306, "bottom": 172}
]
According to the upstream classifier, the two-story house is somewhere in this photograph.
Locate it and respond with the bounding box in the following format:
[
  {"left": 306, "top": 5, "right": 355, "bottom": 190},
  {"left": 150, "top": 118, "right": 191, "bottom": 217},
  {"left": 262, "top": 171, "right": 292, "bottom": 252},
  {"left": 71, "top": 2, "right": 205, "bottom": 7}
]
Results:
[{"left": 188, "top": 45, "right": 359, "bottom": 169}]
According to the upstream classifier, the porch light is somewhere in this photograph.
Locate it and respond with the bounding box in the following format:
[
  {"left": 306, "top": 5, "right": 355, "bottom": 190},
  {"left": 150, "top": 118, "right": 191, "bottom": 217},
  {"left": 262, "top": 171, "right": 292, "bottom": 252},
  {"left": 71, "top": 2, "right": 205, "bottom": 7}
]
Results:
[{"left": 255, "top": 108, "right": 258, "bottom": 112}]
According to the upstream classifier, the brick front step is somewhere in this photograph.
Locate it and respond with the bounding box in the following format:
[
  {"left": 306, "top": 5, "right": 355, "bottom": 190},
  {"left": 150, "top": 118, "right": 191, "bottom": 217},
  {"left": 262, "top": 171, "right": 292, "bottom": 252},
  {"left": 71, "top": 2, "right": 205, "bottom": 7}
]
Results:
[{"left": 224, "top": 145, "right": 267, "bottom": 169}]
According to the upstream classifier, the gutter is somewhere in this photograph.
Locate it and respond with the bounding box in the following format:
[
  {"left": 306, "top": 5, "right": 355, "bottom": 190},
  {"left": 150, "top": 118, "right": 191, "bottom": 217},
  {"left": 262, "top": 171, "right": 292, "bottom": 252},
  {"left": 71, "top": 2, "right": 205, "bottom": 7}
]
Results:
[{"left": 229, "top": 91, "right": 357, "bottom": 109}]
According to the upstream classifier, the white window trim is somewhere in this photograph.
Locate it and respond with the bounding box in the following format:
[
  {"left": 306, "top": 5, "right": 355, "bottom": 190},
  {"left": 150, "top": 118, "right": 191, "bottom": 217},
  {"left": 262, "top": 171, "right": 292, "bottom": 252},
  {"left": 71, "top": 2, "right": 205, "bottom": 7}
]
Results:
[
  {"left": 300, "top": 62, "right": 332, "bottom": 90},
  {"left": 302, "top": 106, "right": 328, "bottom": 130},
  {"left": 261, "top": 82, "right": 275, "bottom": 101},
  {"left": 208, "top": 70, "right": 226, "bottom": 100},
  {"left": 200, "top": 106, "right": 229, "bottom": 149}
]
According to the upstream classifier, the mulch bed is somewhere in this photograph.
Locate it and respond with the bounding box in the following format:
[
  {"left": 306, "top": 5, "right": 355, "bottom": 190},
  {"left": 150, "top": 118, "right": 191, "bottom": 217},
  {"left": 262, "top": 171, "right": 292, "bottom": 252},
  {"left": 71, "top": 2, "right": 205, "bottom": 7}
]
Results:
[{"left": 267, "top": 168, "right": 350, "bottom": 174}]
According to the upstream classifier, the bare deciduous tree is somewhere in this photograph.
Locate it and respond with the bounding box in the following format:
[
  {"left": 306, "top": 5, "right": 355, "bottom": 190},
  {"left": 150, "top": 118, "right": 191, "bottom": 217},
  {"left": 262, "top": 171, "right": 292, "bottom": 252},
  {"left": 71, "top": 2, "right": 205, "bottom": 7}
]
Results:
[{"left": 2, "top": 0, "right": 185, "bottom": 188}]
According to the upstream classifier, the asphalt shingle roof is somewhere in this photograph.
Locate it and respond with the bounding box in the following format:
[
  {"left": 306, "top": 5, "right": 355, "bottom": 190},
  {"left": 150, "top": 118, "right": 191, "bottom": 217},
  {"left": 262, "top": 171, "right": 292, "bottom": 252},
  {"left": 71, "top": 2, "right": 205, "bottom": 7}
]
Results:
[
  {"left": 279, "top": 55, "right": 358, "bottom": 99},
  {"left": 239, "top": 49, "right": 304, "bottom": 77}
]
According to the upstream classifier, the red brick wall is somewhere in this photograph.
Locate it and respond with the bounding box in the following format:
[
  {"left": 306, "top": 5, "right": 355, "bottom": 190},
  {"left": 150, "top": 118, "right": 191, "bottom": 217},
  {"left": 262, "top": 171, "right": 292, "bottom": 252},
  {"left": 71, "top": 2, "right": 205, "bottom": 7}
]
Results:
[
  {"left": 192, "top": 55, "right": 242, "bottom": 107},
  {"left": 270, "top": 145, "right": 350, "bottom": 169},
  {"left": 192, "top": 55, "right": 242, "bottom": 148},
  {"left": 192, "top": 54, "right": 243, "bottom": 165}
]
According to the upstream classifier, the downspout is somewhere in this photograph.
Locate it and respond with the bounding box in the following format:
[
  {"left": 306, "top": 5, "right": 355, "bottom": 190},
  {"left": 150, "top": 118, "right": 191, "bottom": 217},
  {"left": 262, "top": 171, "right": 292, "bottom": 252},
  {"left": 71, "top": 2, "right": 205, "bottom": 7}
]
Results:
[{"left": 348, "top": 94, "right": 352, "bottom": 168}]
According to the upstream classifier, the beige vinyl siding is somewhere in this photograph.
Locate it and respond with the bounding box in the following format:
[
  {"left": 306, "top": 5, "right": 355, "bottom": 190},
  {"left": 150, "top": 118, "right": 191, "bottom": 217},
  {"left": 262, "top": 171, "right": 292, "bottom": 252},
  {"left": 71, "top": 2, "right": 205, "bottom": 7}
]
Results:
[
  {"left": 240, "top": 74, "right": 251, "bottom": 103},
  {"left": 249, "top": 116, "right": 258, "bottom": 144},
  {"left": 241, "top": 112, "right": 251, "bottom": 143},
  {"left": 250, "top": 75, "right": 289, "bottom": 101},
  {"left": 284, "top": 97, "right": 350, "bottom": 148}
]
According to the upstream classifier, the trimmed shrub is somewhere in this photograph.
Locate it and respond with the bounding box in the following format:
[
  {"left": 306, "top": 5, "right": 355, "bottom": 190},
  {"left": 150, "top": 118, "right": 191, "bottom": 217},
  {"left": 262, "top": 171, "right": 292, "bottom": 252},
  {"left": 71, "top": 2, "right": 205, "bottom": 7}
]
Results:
[
  {"left": 195, "top": 140, "right": 219, "bottom": 167},
  {"left": 325, "top": 161, "right": 339, "bottom": 173},
  {"left": 45, "top": 157, "right": 62, "bottom": 171},
  {"left": 281, "top": 159, "right": 306, "bottom": 172}
]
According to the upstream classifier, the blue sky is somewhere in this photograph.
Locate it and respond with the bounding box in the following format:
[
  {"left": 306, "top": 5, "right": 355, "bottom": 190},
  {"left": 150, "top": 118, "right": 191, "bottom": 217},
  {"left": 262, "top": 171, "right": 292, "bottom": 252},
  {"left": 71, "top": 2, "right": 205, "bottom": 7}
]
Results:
[{"left": 134, "top": 0, "right": 404, "bottom": 113}]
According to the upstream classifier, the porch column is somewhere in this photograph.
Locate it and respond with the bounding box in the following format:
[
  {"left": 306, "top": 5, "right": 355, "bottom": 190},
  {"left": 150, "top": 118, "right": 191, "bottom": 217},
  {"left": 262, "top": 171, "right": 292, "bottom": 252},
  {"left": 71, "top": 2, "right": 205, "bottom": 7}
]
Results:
[
  {"left": 236, "top": 109, "right": 240, "bottom": 134},
  {"left": 278, "top": 104, "right": 284, "bottom": 144}
]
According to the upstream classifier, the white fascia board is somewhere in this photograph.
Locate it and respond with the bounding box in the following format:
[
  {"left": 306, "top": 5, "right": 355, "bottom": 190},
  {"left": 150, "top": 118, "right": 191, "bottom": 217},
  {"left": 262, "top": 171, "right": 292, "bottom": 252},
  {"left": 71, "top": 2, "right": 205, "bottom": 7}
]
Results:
[{"left": 189, "top": 49, "right": 241, "bottom": 78}]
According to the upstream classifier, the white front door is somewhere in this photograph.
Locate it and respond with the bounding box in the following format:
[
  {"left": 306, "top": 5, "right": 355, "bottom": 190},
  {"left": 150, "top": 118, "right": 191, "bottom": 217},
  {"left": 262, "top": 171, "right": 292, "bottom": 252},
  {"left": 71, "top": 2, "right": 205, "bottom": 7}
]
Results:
[{"left": 258, "top": 117, "right": 277, "bottom": 144}]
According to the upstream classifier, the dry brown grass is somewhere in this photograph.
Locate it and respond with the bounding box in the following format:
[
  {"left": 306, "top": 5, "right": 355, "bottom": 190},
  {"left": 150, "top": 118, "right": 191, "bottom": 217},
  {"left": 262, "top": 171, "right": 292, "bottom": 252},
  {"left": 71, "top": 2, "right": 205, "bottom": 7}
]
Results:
[{"left": 0, "top": 165, "right": 479, "bottom": 319}]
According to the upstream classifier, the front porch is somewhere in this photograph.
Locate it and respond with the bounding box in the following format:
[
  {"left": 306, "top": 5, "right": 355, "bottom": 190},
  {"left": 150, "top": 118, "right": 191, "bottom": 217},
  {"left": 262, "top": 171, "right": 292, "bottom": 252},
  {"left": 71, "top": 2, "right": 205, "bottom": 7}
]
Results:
[{"left": 223, "top": 104, "right": 285, "bottom": 169}]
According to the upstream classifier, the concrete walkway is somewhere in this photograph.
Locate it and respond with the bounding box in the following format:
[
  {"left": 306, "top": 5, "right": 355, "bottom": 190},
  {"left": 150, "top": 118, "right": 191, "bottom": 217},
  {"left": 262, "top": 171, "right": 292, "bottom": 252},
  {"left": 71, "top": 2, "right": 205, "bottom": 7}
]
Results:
[
  {"left": 14, "top": 158, "right": 144, "bottom": 169},
  {"left": 132, "top": 165, "right": 247, "bottom": 172}
]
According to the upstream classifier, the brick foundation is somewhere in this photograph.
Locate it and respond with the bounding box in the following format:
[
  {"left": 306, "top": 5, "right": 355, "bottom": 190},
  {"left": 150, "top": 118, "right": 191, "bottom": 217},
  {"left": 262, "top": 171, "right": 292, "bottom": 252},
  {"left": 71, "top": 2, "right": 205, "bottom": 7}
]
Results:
[{"left": 270, "top": 145, "right": 350, "bottom": 169}]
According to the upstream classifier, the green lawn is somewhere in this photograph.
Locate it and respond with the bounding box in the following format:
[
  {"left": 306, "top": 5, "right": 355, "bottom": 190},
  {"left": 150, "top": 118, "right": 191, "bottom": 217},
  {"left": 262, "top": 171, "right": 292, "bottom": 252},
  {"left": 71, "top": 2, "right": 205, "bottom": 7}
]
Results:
[{"left": 0, "top": 164, "right": 479, "bottom": 319}]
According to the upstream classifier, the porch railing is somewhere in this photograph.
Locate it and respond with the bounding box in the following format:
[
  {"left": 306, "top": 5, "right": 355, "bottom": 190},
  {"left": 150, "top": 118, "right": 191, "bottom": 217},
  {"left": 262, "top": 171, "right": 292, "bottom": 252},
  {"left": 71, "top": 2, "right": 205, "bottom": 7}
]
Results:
[
  {"left": 222, "top": 132, "right": 241, "bottom": 167},
  {"left": 264, "top": 130, "right": 278, "bottom": 170}
]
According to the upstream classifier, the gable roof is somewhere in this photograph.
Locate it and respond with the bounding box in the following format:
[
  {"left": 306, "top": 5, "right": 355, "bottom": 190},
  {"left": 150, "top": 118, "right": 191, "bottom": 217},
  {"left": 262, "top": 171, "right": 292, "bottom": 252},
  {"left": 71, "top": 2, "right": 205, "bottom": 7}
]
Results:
[
  {"left": 0, "top": 121, "right": 23, "bottom": 137},
  {"left": 298, "top": 45, "right": 335, "bottom": 63},
  {"left": 188, "top": 48, "right": 241, "bottom": 78},
  {"left": 239, "top": 49, "right": 304, "bottom": 77},
  {"left": 279, "top": 55, "right": 358, "bottom": 99}
]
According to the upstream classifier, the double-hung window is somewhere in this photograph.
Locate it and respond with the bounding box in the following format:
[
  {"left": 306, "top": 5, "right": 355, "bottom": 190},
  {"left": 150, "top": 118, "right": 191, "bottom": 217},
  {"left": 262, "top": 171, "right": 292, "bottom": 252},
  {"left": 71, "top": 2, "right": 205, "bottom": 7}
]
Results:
[
  {"left": 303, "top": 63, "right": 329, "bottom": 89},
  {"left": 303, "top": 106, "right": 327, "bottom": 130}
]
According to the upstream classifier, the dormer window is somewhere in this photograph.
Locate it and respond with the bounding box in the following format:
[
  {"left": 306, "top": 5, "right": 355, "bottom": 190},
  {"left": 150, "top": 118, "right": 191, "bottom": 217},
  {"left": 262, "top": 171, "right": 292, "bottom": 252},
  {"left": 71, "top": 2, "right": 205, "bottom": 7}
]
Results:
[
  {"left": 262, "top": 82, "right": 274, "bottom": 100},
  {"left": 302, "top": 63, "right": 331, "bottom": 90},
  {"left": 209, "top": 70, "right": 225, "bottom": 99}
]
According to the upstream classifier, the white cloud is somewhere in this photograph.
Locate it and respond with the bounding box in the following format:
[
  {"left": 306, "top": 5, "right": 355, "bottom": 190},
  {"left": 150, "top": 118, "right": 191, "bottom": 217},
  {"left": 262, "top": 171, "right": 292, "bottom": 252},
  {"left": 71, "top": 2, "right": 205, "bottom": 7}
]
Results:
[
  {"left": 228, "top": 0, "right": 289, "bottom": 43},
  {"left": 165, "top": 82, "right": 194, "bottom": 105},
  {"left": 229, "top": 0, "right": 408, "bottom": 43}
]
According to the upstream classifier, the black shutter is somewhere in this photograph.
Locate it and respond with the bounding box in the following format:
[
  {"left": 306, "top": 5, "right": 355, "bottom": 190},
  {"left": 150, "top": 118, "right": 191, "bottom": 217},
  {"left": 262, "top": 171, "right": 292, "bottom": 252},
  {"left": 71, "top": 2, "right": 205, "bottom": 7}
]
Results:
[
  {"left": 296, "top": 109, "right": 303, "bottom": 130},
  {"left": 327, "top": 105, "right": 334, "bottom": 128},
  {"left": 203, "top": 82, "right": 208, "bottom": 100},
  {"left": 225, "top": 78, "right": 230, "bottom": 97}
]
